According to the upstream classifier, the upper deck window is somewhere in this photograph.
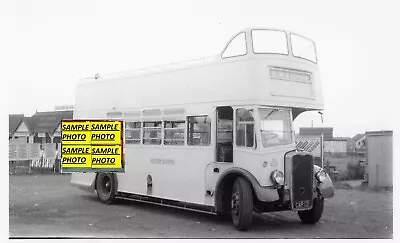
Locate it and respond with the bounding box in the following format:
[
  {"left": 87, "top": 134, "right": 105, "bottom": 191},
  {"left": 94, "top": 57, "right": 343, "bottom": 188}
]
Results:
[
  {"left": 222, "top": 32, "right": 247, "bottom": 58},
  {"left": 291, "top": 33, "right": 317, "bottom": 63},
  {"left": 251, "top": 30, "right": 288, "bottom": 55}
]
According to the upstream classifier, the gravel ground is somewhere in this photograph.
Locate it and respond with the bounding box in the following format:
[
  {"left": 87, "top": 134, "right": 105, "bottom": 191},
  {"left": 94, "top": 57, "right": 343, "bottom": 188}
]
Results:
[{"left": 9, "top": 174, "right": 393, "bottom": 238}]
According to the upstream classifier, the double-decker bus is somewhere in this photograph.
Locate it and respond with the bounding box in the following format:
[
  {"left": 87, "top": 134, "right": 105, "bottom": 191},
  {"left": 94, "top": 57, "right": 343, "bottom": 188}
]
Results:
[{"left": 71, "top": 28, "right": 334, "bottom": 231}]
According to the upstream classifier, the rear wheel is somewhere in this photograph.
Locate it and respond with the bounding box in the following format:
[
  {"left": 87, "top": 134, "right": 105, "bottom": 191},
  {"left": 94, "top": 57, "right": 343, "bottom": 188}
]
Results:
[
  {"left": 231, "top": 177, "right": 253, "bottom": 231},
  {"left": 96, "top": 173, "right": 118, "bottom": 204},
  {"left": 298, "top": 197, "right": 324, "bottom": 224}
]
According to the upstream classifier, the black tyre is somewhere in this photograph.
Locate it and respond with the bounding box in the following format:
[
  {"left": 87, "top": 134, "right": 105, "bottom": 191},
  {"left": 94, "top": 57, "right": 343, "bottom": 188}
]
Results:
[
  {"left": 96, "top": 173, "right": 118, "bottom": 204},
  {"left": 231, "top": 177, "right": 253, "bottom": 231},
  {"left": 298, "top": 198, "right": 324, "bottom": 224}
]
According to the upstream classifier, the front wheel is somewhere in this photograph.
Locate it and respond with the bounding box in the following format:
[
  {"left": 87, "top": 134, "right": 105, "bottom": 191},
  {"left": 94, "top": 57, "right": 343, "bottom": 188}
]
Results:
[
  {"left": 231, "top": 177, "right": 253, "bottom": 231},
  {"left": 96, "top": 173, "right": 118, "bottom": 204},
  {"left": 298, "top": 198, "right": 324, "bottom": 224}
]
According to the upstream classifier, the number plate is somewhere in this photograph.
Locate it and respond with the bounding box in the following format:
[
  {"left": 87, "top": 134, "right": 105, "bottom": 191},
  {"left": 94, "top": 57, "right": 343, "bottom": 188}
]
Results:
[{"left": 293, "top": 200, "right": 312, "bottom": 209}]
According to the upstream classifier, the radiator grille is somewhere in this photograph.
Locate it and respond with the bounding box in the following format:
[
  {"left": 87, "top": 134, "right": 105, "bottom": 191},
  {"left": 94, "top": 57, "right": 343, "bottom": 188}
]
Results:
[{"left": 291, "top": 154, "right": 313, "bottom": 210}]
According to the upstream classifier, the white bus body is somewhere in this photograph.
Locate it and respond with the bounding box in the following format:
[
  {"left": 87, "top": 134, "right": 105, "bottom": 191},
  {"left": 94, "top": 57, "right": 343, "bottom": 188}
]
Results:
[{"left": 71, "top": 28, "right": 334, "bottom": 230}]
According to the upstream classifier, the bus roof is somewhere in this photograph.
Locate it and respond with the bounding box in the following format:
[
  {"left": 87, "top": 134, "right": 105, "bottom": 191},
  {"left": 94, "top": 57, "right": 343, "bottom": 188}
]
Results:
[{"left": 75, "top": 28, "right": 323, "bottom": 116}]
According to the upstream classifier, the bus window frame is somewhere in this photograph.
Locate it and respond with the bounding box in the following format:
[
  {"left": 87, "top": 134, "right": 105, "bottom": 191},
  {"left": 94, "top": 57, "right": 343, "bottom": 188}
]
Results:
[
  {"left": 125, "top": 120, "right": 142, "bottom": 145},
  {"left": 221, "top": 32, "right": 248, "bottom": 59},
  {"left": 234, "top": 107, "right": 256, "bottom": 150},
  {"left": 142, "top": 121, "right": 163, "bottom": 145},
  {"left": 187, "top": 115, "right": 212, "bottom": 147},
  {"left": 289, "top": 33, "right": 318, "bottom": 64},
  {"left": 164, "top": 120, "right": 186, "bottom": 146},
  {"left": 250, "top": 29, "right": 290, "bottom": 56}
]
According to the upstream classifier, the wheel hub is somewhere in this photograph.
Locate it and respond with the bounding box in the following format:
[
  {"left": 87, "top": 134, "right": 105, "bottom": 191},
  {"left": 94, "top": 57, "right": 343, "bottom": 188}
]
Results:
[
  {"left": 103, "top": 177, "right": 111, "bottom": 193},
  {"left": 231, "top": 192, "right": 240, "bottom": 216}
]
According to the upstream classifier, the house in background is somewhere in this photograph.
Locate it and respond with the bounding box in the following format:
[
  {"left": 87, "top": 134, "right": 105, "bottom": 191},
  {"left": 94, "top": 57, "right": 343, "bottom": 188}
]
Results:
[
  {"left": 9, "top": 106, "right": 74, "bottom": 173},
  {"left": 298, "top": 127, "right": 357, "bottom": 180},
  {"left": 299, "top": 127, "right": 333, "bottom": 141},
  {"left": 9, "top": 114, "right": 31, "bottom": 143},
  {"left": 324, "top": 137, "right": 349, "bottom": 154},
  {"left": 299, "top": 127, "right": 350, "bottom": 154},
  {"left": 348, "top": 133, "right": 366, "bottom": 152},
  {"left": 27, "top": 110, "right": 73, "bottom": 144},
  {"left": 9, "top": 114, "right": 24, "bottom": 139}
]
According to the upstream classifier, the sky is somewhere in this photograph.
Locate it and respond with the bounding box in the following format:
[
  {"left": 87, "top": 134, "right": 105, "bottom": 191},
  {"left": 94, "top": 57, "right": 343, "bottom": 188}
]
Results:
[{"left": 3, "top": 0, "right": 399, "bottom": 138}]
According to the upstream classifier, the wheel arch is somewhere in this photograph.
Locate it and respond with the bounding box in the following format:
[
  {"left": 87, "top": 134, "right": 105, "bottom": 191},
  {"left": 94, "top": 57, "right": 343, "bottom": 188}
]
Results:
[
  {"left": 214, "top": 168, "right": 259, "bottom": 213},
  {"left": 94, "top": 172, "right": 118, "bottom": 191},
  {"left": 94, "top": 173, "right": 99, "bottom": 190},
  {"left": 95, "top": 172, "right": 119, "bottom": 204}
]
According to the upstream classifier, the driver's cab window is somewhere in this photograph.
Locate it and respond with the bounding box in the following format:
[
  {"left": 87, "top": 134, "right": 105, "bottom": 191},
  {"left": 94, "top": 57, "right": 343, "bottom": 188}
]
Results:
[
  {"left": 222, "top": 32, "right": 247, "bottom": 58},
  {"left": 236, "top": 108, "right": 255, "bottom": 148}
]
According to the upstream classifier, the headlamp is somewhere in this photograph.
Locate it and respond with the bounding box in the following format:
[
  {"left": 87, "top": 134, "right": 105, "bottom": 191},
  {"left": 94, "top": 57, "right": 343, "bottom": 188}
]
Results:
[
  {"left": 315, "top": 170, "right": 327, "bottom": 183},
  {"left": 271, "top": 170, "right": 284, "bottom": 185}
]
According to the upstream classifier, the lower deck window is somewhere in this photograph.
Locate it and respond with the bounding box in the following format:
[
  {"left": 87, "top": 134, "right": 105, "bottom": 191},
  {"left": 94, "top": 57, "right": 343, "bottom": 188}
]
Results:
[
  {"left": 187, "top": 116, "right": 211, "bottom": 146},
  {"left": 143, "top": 121, "right": 162, "bottom": 145},
  {"left": 164, "top": 121, "right": 185, "bottom": 145},
  {"left": 125, "top": 122, "right": 141, "bottom": 144}
]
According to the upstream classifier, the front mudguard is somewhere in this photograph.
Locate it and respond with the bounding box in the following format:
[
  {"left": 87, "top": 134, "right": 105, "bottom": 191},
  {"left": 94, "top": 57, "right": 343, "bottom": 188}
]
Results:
[{"left": 314, "top": 165, "right": 334, "bottom": 198}]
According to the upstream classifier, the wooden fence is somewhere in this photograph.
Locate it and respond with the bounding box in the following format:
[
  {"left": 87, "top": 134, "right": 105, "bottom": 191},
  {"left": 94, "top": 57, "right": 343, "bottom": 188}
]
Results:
[{"left": 9, "top": 143, "right": 62, "bottom": 174}]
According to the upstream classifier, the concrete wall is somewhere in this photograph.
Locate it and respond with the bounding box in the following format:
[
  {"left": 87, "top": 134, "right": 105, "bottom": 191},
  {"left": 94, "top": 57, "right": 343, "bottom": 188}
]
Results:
[
  {"left": 324, "top": 140, "right": 347, "bottom": 153},
  {"left": 366, "top": 131, "right": 393, "bottom": 188},
  {"left": 324, "top": 155, "right": 348, "bottom": 173},
  {"left": 324, "top": 152, "right": 366, "bottom": 180}
]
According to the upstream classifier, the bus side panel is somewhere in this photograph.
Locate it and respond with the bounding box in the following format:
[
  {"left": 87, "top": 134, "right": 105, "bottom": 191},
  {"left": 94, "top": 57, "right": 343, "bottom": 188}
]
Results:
[
  {"left": 71, "top": 172, "right": 96, "bottom": 191},
  {"left": 117, "top": 146, "right": 214, "bottom": 206},
  {"left": 74, "top": 61, "right": 257, "bottom": 115},
  {"left": 234, "top": 145, "right": 294, "bottom": 187}
]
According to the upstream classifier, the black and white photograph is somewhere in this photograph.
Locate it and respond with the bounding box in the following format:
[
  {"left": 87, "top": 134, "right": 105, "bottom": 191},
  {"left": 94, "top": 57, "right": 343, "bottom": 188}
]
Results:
[{"left": 3, "top": 0, "right": 397, "bottom": 240}]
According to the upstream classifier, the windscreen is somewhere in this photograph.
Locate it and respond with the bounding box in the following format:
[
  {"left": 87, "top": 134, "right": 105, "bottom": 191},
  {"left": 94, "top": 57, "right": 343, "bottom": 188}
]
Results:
[{"left": 259, "top": 108, "right": 293, "bottom": 148}]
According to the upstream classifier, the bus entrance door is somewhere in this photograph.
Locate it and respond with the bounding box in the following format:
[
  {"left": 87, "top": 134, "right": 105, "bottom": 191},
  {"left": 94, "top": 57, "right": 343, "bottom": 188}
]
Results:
[
  {"left": 205, "top": 106, "right": 234, "bottom": 203},
  {"left": 216, "top": 106, "right": 233, "bottom": 162}
]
